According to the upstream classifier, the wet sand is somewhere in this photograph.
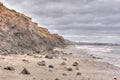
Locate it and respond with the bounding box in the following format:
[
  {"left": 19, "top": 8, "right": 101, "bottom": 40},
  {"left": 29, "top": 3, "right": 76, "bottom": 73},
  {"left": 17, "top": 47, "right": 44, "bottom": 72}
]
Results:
[{"left": 0, "top": 45, "right": 120, "bottom": 80}]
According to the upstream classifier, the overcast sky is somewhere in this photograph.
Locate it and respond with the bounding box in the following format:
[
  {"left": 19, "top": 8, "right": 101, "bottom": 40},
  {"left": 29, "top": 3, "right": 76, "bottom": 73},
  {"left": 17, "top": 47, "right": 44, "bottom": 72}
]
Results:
[{"left": 1, "top": 0, "right": 120, "bottom": 43}]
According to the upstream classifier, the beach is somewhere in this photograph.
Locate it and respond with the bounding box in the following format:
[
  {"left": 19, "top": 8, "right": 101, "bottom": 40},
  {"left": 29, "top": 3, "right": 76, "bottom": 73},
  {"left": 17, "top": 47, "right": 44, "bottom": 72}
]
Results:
[{"left": 0, "top": 45, "right": 120, "bottom": 80}]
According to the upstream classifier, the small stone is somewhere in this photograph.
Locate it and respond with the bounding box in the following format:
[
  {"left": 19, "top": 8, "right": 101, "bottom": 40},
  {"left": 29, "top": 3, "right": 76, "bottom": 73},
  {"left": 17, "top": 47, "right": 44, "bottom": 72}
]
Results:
[
  {"left": 0, "top": 57, "right": 4, "bottom": 59},
  {"left": 39, "top": 56, "right": 43, "bottom": 58},
  {"left": 37, "top": 61, "right": 46, "bottom": 66},
  {"left": 45, "top": 55, "right": 53, "bottom": 59},
  {"left": 48, "top": 69, "right": 53, "bottom": 72},
  {"left": 27, "top": 53, "right": 33, "bottom": 56},
  {"left": 55, "top": 78, "right": 59, "bottom": 80},
  {"left": 34, "top": 55, "right": 39, "bottom": 58},
  {"left": 48, "top": 65, "right": 54, "bottom": 68},
  {"left": 72, "top": 62, "right": 79, "bottom": 66},
  {"left": 4, "top": 66, "right": 15, "bottom": 71},
  {"left": 113, "top": 78, "right": 117, "bottom": 80},
  {"left": 35, "top": 51, "right": 40, "bottom": 54},
  {"left": 22, "top": 59, "right": 29, "bottom": 63},
  {"left": 75, "top": 68, "right": 79, "bottom": 70},
  {"left": 62, "top": 73, "right": 67, "bottom": 76},
  {"left": 69, "top": 53, "right": 72, "bottom": 55},
  {"left": 60, "top": 62, "right": 66, "bottom": 66},
  {"left": 32, "top": 77, "right": 36, "bottom": 80},
  {"left": 62, "top": 58, "right": 67, "bottom": 61},
  {"left": 21, "top": 68, "right": 30, "bottom": 75},
  {"left": 76, "top": 72, "right": 82, "bottom": 75},
  {"left": 67, "top": 68, "right": 73, "bottom": 71}
]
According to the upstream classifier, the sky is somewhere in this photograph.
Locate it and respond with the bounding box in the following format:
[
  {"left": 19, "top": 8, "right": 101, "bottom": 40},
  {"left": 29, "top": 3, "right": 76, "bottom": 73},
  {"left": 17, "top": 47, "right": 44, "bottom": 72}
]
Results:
[{"left": 1, "top": 0, "right": 120, "bottom": 43}]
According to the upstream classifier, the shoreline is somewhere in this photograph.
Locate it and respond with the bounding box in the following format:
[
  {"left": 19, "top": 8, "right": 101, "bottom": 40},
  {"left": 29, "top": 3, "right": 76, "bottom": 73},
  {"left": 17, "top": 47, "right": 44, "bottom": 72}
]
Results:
[
  {"left": 74, "top": 44, "right": 120, "bottom": 68},
  {"left": 58, "top": 45, "right": 120, "bottom": 69},
  {"left": 0, "top": 45, "right": 119, "bottom": 80}
]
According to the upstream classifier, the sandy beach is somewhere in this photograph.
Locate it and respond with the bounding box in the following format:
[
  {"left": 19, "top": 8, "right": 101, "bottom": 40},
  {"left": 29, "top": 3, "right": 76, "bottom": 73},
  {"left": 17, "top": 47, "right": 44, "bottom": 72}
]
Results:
[{"left": 0, "top": 45, "right": 120, "bottom": 80}]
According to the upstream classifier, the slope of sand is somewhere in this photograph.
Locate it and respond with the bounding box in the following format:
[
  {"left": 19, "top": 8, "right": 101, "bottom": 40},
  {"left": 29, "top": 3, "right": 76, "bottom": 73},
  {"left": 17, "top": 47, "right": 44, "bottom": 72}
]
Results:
[{"left": 0, "top": 46, "right": 120, "bottom": 80}]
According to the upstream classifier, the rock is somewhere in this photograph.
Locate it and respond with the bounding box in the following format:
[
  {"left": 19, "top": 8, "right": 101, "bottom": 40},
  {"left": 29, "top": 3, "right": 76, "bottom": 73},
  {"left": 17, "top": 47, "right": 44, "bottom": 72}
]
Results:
[
  {"left": 39, "top": 56, "right": 43, "bottom": 58},
  {"left": 37, "top": 61, "right": 46, "bottom": 66},
  {"left": 27, "top": 54, "right": 33, "bottom": 56},
  {"left": 75, "top": 68, "right": 79, "bottom": 70},
  {"left": 48, "top": 69, "right": 53, "bottom": 72},
  {"left": 21, "top": 68, "right": 30, "bottom": 75},
  {"left": 52, "top": 50, "right": 59, "bottom": 55},
  {"left": 69, "top": 53, "right": 72, "bottom": 55},
  {"left": 35, "top": 50, "right": 40, "bottom": 54},
  {"left": 48, "top": 65, "right": 54, "bottom": 68},
  {"left": 113, "top": 78, "right": 117, "bottom": 80},
  {"left": 90, "top": 55, "right": 103, "bottom": 59},
  {"left": 32, "top": 77, "right": 36, "bottom": 80},
  {"left": 45, "top": 54, "right": 53, "bottom": 59},
  {"left": 34, "top": 55, "right": 39, "bottom": 58},
  {"left": 62, "top": 73, "right": 67, "bottom": 76},
  {"left": 0, "top": 57, "right": 5, "bottom": 59},
  {"left": 60, "top": 62, "right": 66, "bottom": 66},
  {"left": 72, "top": 62, "right": 79, "bottom": 66},
  {"left": 4, "top": 66, "right": 15, "bottom": 71},
  {"left": 22, "top": 59, "right": 29, "bottom": 63},
  {"left": 55, "top": 78, "right": 59, "bottom": 80},
  {"left": 62, "top": 57, "right": 67, "bottom": 61},
  {"left": 76, "top": 72, "right": 82, "bottom": 76},
  {"left": 66, "top": 68, "right": 73, "bottom": 71}
]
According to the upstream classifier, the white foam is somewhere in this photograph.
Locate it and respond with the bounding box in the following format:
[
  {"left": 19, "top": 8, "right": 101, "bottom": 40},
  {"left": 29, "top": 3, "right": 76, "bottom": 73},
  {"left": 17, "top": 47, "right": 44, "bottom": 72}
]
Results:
[
  {"left": 76, "top": 45, "right": 112, "bottom": 53},
  {"left": 76, "top": 45, "right": 120, "bottom": 67}
]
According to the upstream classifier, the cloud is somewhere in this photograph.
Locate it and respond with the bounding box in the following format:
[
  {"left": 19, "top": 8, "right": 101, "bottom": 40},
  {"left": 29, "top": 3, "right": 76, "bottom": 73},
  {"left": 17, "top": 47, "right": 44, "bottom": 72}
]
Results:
[{"left": 1, "top": 0, "right": 120, "bottom": 43}]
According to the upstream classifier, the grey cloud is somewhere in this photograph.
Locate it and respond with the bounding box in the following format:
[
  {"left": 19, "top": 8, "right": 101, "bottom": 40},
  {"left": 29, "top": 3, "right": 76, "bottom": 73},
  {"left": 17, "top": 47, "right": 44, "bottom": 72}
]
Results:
[{"left": 1, "top": 0, "right": 120, "bottom": 43}]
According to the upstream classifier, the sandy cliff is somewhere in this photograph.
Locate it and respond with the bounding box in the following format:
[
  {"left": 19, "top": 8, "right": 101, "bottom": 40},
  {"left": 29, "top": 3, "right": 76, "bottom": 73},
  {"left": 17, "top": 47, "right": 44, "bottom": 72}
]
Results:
[{"left": 0, "top": 2, "right": 65, "bottom": 54}]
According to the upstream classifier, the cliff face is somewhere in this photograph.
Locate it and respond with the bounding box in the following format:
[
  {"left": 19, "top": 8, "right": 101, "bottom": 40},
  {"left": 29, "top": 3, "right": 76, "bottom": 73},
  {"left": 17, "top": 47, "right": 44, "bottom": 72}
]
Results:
[{"left": 0, "top": 3, "right": 65, "bottom": 54}]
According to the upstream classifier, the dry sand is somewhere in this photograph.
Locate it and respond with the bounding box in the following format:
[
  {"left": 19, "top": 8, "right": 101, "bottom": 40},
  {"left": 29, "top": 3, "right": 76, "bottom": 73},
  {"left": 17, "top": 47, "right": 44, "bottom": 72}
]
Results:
[{"left": 0, "top": 45, "right": 120, "bottom": 80}]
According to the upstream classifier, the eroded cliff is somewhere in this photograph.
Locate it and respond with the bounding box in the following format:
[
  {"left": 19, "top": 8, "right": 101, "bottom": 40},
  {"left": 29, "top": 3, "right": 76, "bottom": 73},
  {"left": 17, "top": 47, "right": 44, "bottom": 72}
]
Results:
[{"left": 0, "top": 2, "right": 65, "bottom": 54}]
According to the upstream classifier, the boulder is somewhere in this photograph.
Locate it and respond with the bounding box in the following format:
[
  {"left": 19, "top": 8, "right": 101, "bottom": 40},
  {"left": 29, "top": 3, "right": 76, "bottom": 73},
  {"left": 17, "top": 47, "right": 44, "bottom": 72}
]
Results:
[
  {"left": 21, "top": 68, "right": 30, "bottom": 75},
  {"left": 37, "top": 61, "right": 46, "bottom": 66}
]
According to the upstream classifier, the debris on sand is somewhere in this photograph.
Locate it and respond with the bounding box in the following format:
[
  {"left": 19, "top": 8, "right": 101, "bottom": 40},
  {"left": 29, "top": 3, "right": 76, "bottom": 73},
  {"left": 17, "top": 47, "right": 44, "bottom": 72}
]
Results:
[
  {"left": 26, "top": 54, "right": 33, "bottom": 56},
  {"left": 75, "top": 68, "right": 79, "bottom": 70},
  {"left": 55, "top": 78, "right": 59, "bottom": 80},
  {"left": 34, "top": 55, "right": 39, "bottom": 58},
  {"left": 62, "top": 73, "right": 67, "bottom": 76},
  {"left": 0, "top": 57, "right": 5, "bottom": 60},
  {"left": 4, "top": 66, "right": 15, "bottom": 71},
  {"left": 48, "top": 65, "right": 54, "bottom": 68},
  {"left": 60, "top": 62, "right": 66, "bottom": 66},
  {"left": 22, "top": 59, "right": 29, "bottom": 63},
  {"left": 90, "top": 55, "right": 103, "bottom": 59},
  {"left": 76, "top": 72, "right": 82, "bottom": 76},
  {"left": 113, "top": 78, "right": 117, "bottom": 80},
  {"left": 37, "top": 61, "right": 46, "bottom": 66},
  {"left": 72, "top": 62, "right": 79, "bottom": 66},
  {"left": 66, "top": 68, "right": 73, "bottom": 71},
  {"left": 48, "top": 69, "right": 53, "bottom": 72},
  {"left": 45, "top": 54, "right": 53, "bottom": 59},
  {"left": 69, "top": 53, "right": 72, "bottom": 55},
  {"left": 62, "top": 57, "right": 67, "bottom": 61},
  {"left": 39, "top": 56, "right": 43, "bottom": 58},
  {"left": 21, "top": 68, "right": 30, "bottom": 75}
]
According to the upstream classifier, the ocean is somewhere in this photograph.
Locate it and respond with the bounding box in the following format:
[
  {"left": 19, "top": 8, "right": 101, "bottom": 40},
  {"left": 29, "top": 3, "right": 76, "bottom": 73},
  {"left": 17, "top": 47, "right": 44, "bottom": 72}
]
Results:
[{"left": 76, "top": 45, "right": 120, "bottom": 67}]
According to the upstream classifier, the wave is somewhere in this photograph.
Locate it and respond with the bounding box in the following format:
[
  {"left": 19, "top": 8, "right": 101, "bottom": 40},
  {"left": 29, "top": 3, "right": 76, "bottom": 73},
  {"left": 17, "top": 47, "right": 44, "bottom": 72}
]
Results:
[{"left": 76, "top": 45, "right": 120, "bottom": 67}]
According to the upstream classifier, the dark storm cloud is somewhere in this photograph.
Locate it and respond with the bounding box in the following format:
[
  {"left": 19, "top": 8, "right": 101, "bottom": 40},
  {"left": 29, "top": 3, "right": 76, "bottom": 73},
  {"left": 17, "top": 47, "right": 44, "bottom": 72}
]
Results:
[{"left": 1, "top": 0, "right": 120, "bottom": 43}]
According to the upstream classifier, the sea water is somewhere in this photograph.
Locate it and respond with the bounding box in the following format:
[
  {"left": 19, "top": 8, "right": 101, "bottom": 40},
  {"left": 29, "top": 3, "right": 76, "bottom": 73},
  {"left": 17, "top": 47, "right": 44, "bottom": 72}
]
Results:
[{"left": 76, "top": 45, "right": 120, "bottom": 67}]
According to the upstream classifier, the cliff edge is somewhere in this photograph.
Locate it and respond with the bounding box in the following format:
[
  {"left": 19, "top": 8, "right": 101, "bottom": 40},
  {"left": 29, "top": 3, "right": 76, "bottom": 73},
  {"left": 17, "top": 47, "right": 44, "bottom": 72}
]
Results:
[{"left": 0, "top": 2, "right": 65, "bottom": 54}]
